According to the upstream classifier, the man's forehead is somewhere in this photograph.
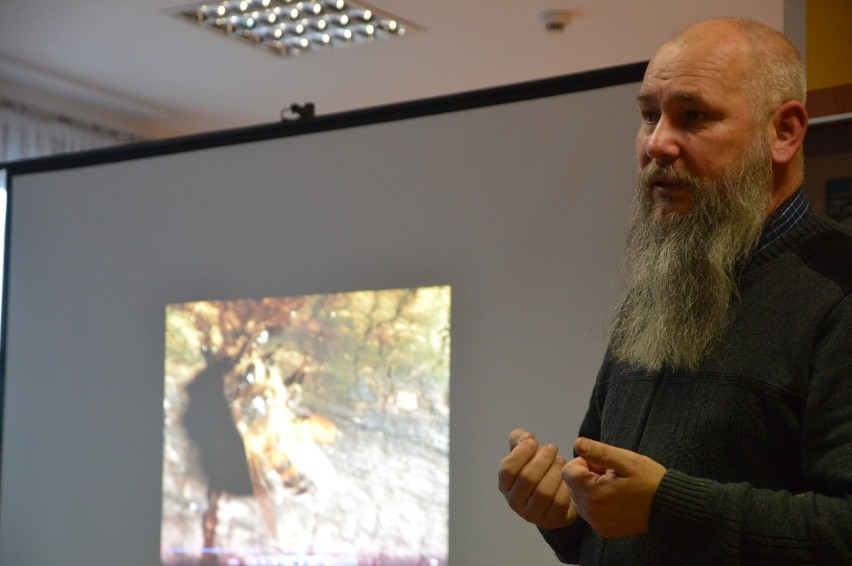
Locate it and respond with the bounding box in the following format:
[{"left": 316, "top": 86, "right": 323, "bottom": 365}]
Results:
[
  {"left": 639, "top": 41, "right": 749, "bottom": 100},
  {"left": 636, "top": 88, "right": 708, "bottom": 105}
]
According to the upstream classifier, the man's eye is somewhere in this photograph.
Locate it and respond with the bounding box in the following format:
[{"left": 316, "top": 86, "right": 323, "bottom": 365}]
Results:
[
  {"left": 641, "top": 112, "right": 659, "bottom": 124},
  {"left": 685, "top": 110, "right": 708, "bottom": 121}
]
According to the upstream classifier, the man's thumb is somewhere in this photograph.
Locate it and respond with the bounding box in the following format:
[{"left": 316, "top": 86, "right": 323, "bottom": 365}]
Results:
[{"left": 575, "top": 437, "right": 626, "bottom": 475}]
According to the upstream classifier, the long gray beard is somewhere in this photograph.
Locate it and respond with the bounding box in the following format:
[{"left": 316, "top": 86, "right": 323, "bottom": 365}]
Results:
[{"left": 610, "top": 140, "right": 773, "bottom": 372}]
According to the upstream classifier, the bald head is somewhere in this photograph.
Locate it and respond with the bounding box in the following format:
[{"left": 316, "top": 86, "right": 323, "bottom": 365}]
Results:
[{"left": 666, "top": 18, "right": 806, "bottom": 120}]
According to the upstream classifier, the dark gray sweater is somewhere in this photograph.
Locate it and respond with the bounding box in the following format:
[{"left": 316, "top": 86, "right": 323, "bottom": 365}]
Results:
[{"left": 541, "top": 213, "right": 852, "bottom": 565}]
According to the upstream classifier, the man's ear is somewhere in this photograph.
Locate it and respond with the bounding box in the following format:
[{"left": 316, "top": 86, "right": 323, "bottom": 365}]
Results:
[{"left": 770, "top": 100, "right": 808, "bottom": 166}]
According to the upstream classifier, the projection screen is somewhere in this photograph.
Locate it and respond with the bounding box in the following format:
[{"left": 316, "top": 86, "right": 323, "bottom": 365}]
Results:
[{"left": 0, "top": 64, "right": 644, "bottom": 565}]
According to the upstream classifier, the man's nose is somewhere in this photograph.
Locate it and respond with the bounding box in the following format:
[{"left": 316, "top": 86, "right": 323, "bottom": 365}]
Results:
[{"left": 644, "top": 116, "right": 680, "bottom": 165}]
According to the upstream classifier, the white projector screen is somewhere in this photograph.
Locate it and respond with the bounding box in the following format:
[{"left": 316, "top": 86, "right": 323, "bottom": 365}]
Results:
[{"left": 0, "top": 67, "right": 642, "bottom": 565}]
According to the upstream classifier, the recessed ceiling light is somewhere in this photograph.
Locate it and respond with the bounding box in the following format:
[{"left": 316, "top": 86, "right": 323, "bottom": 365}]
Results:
[{"left": 165, "top": 0, "right": 419, "bottom": 57}]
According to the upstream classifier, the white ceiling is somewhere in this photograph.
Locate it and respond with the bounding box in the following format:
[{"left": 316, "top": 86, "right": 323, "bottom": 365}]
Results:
[{"left": 0, "top": 0, "right": 787, "bottom": 140}]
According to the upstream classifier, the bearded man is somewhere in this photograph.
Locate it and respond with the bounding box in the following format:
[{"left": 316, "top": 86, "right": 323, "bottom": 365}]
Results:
[{"left": 498, "top": 17, "right": 852, "bottom": 565}]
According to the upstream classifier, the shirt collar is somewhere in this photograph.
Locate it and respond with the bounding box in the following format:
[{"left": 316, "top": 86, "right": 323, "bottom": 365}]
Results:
[{"left": 754, "top": 188, "right": 813, "bottom": 256}]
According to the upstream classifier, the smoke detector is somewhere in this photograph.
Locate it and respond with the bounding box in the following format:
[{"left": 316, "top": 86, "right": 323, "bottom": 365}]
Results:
[{"left": 538, "top": 9, "right": 573, "bottom": 32}]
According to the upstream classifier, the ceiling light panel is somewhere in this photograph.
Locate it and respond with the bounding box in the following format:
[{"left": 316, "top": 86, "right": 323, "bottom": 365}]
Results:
[{"left": 165, "top": 0, "right": 418, "bottom": 56}]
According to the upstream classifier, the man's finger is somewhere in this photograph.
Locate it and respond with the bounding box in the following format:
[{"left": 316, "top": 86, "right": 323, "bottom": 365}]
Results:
[
  {"left": 509, "top": 429, "right": 536, "bottom": 450},
  {"left": 498, "top": 436, "right": 540, "bottom": 492}
]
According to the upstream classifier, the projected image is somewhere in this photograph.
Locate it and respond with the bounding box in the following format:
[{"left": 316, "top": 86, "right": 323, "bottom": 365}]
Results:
[{"left": 161, "top": 287, "right": 450, "bottom": 565}]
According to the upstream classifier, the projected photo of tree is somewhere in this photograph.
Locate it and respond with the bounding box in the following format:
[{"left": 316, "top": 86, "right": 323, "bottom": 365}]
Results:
[{"left": 161, "top": 287, "right": 450, "bottom": 565}]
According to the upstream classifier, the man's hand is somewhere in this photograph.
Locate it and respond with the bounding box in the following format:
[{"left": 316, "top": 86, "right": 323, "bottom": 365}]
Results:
[
  {"left": 562, "top": 437, "right": 666, "bottom": 539},
  {"left": 498, "top": 429, "right": 577, "bottom": 529}
]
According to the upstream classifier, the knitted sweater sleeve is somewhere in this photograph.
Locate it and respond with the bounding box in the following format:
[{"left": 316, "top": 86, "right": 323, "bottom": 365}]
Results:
[{"left": 649, "top": 293, "right": 852, "bottom": 564}]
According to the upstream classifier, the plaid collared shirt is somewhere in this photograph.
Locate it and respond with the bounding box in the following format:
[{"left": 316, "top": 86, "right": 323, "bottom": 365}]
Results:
[{"left": 754, "top": 188, "right": 814, "bottom": 256}]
